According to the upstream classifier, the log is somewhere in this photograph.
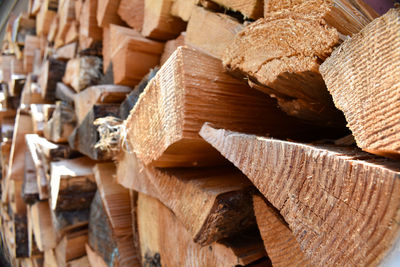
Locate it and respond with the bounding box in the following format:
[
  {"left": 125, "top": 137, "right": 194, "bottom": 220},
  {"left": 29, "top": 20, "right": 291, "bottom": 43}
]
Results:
[
  {"left": 31, "top": 0, "right": 44, "bottom": 15},
  {"left": 9, "top": 179, "right": 27, "bottom": 215},
  {"left": 56, "top": 0, "right": 75, "bottom": 48},
  {"left": 30, "top": 104, "right": 49, "bottom": 135},
  {"left": 55, "top": 228, "right": 88, "bottom": 267},
  {"left": 51, "top": 209, "right": 89, "bottom": 237},
  {"left": 44, "top": 249, "right": 58, "bottom": 267},
  {"left": 97, "top": 0, "right": 124, "bottom": 27},
  {"left": 141, "top": 0, "right": 186, "bottom": 40},
  {"left": 117, "top": 0, "right": 144, "bottom": 31},
  {"left": 85, "top": 244, "right": 108, "bottom": 267},
  {"left": 160, "top": 33, "right": 185, "bottom": 65},
  {"left": 253, "top": 195, "right": 311, "bottom": 267},
  {"left": 23, "top": 35, "right": 41, "bottom": 73},
  {"left": 186, "top": 6, "right": 243, "bottom": 59},
  {"left": 102, "top": 27, "right": 111, "bottom": 73},
  {"left": 62, "top": 56, "right": 103, "bottom": 93},
  {"left": 43, "top": 101, "right": 76, "bottom": 143},
  {"left": 74, "top": 85, "right": 131, "bottom": 124},
  {"left": 50, "top": 157, "right": 97, "bottom": 211},
  {"left": 109, "top": 25, "right": 164, "bottom": 86},
  {"left": 55, "top": 82, "right": 76, "bottom": 105},
  {"left": 94, "top": 163, "right": 141, "bottom": 266},
  {"left": 47, "top": 15, "right": 59, "bottom": 43},
  {"left": 36, "top": 0, "right": 58, "bottom": 36},
  {"left": 38, "top": 58, "right": 67, "bottom": 101},
  {"left": 55, "top": 42, "right": 78, "bottom": 61},
  {"left": 211, "top": 0, "right": 263, "bottom": 19},
  {"left": 320, "top": 8, "right": 400, "bottom": 158},
  {"left": 67, "top": 256, "right": 90, "bottom": 267},
  {"left": 68, "top": 104, "right": 120, "bottom": 160},
  {"left": 65, "top": 21, "right": 79, "bottom": 44},
  {"left": 29, "top": 201, "right": 57, "bottom": 251},
  {"left": 125, "top": 47, "right": 327, "bottom": 167},
  {"left": 23, "top": 149, "right": 40, "bottom": 204},
  {"left": 137, "top": 193, "right": 268, "bottom": 266},
  {"left": 79, "top": 0, "right": 102, "bottom": 50},
  {"left": 170, "top": 0, "right": 198, "bottom": 21},
  {"left": 200, "top": 123, "right": 400, "bottom": 266},
  {"left": 15, "top": 214, "right": 29, "bottom": 258}
]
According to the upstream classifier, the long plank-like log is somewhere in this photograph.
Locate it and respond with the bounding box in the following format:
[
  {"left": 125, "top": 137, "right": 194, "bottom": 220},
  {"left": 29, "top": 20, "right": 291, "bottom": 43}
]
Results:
[
  {"left": 200, "top": 123, "right": 400, "bottom": 266},
  {"left": 320, "top": 8, "right": 400, "bottom": 158},
  {"left": 138, "top": 193, "right": 268, "bottom": 266},
  {"left": 125, "top": 46, "right": 329, "bottom": 167},
  {"left": 117, "top": 151, "right": 256, "bottom": 245}
]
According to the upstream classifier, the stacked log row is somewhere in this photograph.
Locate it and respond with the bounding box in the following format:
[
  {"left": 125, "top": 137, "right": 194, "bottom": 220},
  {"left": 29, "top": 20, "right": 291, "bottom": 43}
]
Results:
[{"left": 0, "top": 0, "right": 398, "bottom": 267}]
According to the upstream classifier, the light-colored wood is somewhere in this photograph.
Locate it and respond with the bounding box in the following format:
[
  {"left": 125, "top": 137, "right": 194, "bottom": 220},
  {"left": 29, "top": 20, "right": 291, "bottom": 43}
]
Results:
[
  {"left": 47, "top": 15, "right": 59, "bottom": 43},
  {"left": 79, "top": 0, "right": 102, "bottom": 50},
  {"left": 253, "top": 195, "right": 311, "bottom": 267},
  {"left": 141, "top": 0, "right": 186, "bottom": 40},
  {"left": 97, "top": 0, "right": 124, "bottom": 27},
  {"left": 170, "top": 0, "right": 198, "bottom": 21},
  {"left": 85, "top": 244, "right": 108, "bottom": 267},
  {"left": 50, "top": 157, "right": 97, "bottom": 211},
  {"left": 68, "top": 256, "right": 90, "bottom": 267},
  {"left": 138, "top": 193, "right": 267, "bottom": 266},
  {"left": 200, "top": 123, "right": 400, "bottom": 266},
  {"left": 186, "top": 6, "right": 243, "bottom": 59},
  {"left": 125, "top": 46, "right": 318, "bottom": 167},
  {"left": 55, "top": 229, "right": 88, "bottom": 267},
  {"left": 43, "top": 101, "right": 76, "bottom": 143},
  {"left": 320, "top": 8, "right": 400, "bottom": 158},
  {"left": 62, "top": 57, "right": 103, "bottom": 92},
  {"left": 160, "top": 32, "right": 185, "bottom": 65},
  {"left": 118, "top": 0, "right": 144, "bottom": 31},
  {"left": 102, "top": 26, "right": 111, "bottom": 73},
  {"left": 38, "top": 58, "right": 67, "bottom": 101},
  {"left": 55, "top": 42, "right": 77, "bottom": 61},
  {"left": 31, "top": 0, "right": 44, "bottom": 15},
  {"left": 36, "top": 0, "right": 57, "bottom": 36},
  {"left": 57, "top": 0, "right": 75, "bottom": 47},
  {"left": 30, "top": 201, "right": 57, "bottom": 251},
  {"left": 44, "top": 249, "right": 58, "bottom": 267},
  {"left": 74, "top": 84, "right": 130, "bottom": 125},
  {"left": 65, "top": 21, "right": 79, "bottom": 44},
  {"left": 212, "top": 0, "right": 263, "bottom": 19},
  {"left": 23, "top": 35, "right": 41, "bottom": 73},
  {"left": 117, "top": 151, "right": 256, "bottom": 245}
]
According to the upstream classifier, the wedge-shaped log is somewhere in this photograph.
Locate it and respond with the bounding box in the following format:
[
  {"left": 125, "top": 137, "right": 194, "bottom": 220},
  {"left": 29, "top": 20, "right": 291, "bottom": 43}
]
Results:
[
  {"left": 200, "top": 123, "right": 400, "bottom": 266},
  {"left": 117, "top": 151, "right": 256, "bottom": 245},
  {"left": 29, "top": 201, "right": 57, "bottom": 251},
  {"left": 79, "top": 0, "right": 102, "bottom": 50},
  {"left": 38, "top": 58, "right": 67, "bottom": 101},
  {"left": 320, "top": 8, "right": 400, "bottom": 158},
  {"left": 253, "top": 195, "right": 311, "bottom": 267},
  {"left": 138, "top": 193, "right": 268, "bottom": 266},
  {"left": 118, "top": 0, "right": 144, "bottom": 31},
  {"left": 50, "top": 157, "right": 97, "bottom": 211},
  {"left": 125, "top": 47, "right": 326, "bottom": 167},
  {"left": 186, "top": 7, "right": 243, "bottom": 60},
  {"left": 142, "top": 0, "right": 186, "bottom": 40}
]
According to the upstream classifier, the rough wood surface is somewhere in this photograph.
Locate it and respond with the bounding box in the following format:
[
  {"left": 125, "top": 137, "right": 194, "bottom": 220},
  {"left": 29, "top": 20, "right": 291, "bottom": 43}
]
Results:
[
  {"left": 253, "top": 195, "right": 311, "bottom": 267},
  {"left": 125, "top": 47, "right": 325, "bottom": 167},
  {"left": 43, "top": 101, "right": 76, "bottom": 143},
  {"left": 118, "top": 0, "right": 144, "bottom": 31},
  {"left": 30, "top": 201, "right": 57, "bottom": 251},
  {"left": 200, "top": 123, "right": 400, "bottom": 266},
  {"left": 320, "top": 8, "right": 400, "bottom": 158},
  {"left": 55, "top": 42, "right": 77, "bottom": 61},
  {"left": 117, "top": 151, "right": 256, "bottom": 245},
  {"left": 141, "top": 0, "right": 186, "bottom": 40},
  {"left": 38, "top": 58, "right": 67, "bottom": 101},
  {"left": 137, "top": 193, "right": 267, "bottom": 266},
  {"left": 50, "top": 157, "right": 97, "bottom": 211}
]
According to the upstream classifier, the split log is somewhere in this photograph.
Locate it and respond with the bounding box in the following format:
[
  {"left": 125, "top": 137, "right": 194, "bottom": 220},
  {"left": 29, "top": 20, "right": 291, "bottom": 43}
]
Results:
[
  {"left": 211, "top": 0, "right": 263, "bottom": 19},
  {"left": 119, "top": 68, "right": 158, "bottom": 119},
  {"left": 56, "top": 0, "right": 75, "bottom": 48},
  {"left": 67, "top": 256, "right": 90, "bottom": 267},
  {"left": 55, "top": 82, "right": 75, "bottom": 105},
  {"left": 68, "top": 104, "right": 120, "bottom": 160},
  {"left": 138, "top": 193, "right": 268, "bottom": 266},
  {"left": 9, "top": 179, "right": 27, "bottom": 215},
  {"left": 160, "top": 33, "right": 185, "bottom": 65},
  {"left": 79, "top": 0, "right": 102, "bottom": 50},
  {"left": 85, "top": 244, "right": 108, "bottom": 267},
  {"left": 200, "top": 123, "right": 400, "bottom": 266},
  {"left": 29, "top": 201, "right": 57, "bottom": 251},
  {"left": 44, "top": 249, "right": 58, "bottom": 267},
  {"left": 97, "top": 0, "right": 124, "bottom": 27},
  {"left": 253, "top": 195, "right": 311, "bottom": 267},
  {"left": 38, "top": 58, "right": 67, "bottom": 101},
  {"left": 30, "top": 104, "right": 49, "bottom": 135},
  {"left": 47, "top": 15, "right": 59, "bottom": 43},
  {"left": 55, "top": 228, "right": 88, "bottom": 267},
  {"left": 50, "top": 157, "right": 97, "bottom": 211},
  {"left": 43, "top": 101, "right": 76, "bottom": 143},
  {"left": 125, "top": 47, "right": 327, "bottom": 167},
  {"left": 74, "top": 85, "right": 131, "bottom": 124},
  {"left": 186, "top": 6, "right": 243, "bottom": 59},
  {"left": 31, "top": 0, "right": 44, "bottom": 15},
  {"left": 23, "top": 35, "right": 41, "bottom": 73},
  {"left": 141, "top": 0, "right": 186, "bottom": 40},
  {"left": 75, "top": 0, "right": 83, "bottom": 18},
  {"left": 23, "top": 151, "right": 40, "bottom": 204},
  {"left": 51, "top": 209, "right": 89, "bottom": 237},
  {"left": 15, "top": 214, "right": 29, "bottom": 258},
  {"left": 320, "top": 8, "right": 400, "bottom": 158},
  {"left": 55, "top": 42, "right": 77, "bottom": 61},
  {"left": 102, "top": 27, "right": 111, "bottom": 73},
  {"left": 109, "top": 25, "right": 164, "bottom": 86},
  {"left": 170, "top": 0, "right": 198, "bottom": 21},
  {"left": 65, "top": 21, "right": 79, "bottom": 44},
  {"left": 36, "top": 0, "right": 58, "bottom": 36},
  {"left": 118, "top": 0, "right": 144, "bottom": 31},
  {"left": 94, "top": 163, "right": 141, "bottom": 266}
]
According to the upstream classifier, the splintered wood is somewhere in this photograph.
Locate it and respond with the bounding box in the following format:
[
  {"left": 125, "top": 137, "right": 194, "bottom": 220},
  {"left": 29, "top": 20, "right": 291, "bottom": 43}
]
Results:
[
  {"left": 200, "top": 123, "right": 400, "bottom": 266},
  {"left": 320, "top": 8, "right": 400, "bottom": 158}
]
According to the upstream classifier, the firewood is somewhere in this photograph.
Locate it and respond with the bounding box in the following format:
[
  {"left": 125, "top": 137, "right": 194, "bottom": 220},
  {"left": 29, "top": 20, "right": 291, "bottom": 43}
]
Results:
[
  {"left": 23, "top": 150, "right": 40, "bottom": 204},
  {"left": 138, "top": 193, "right": 267, "bottom": 266},
  {"left": 75, "top": 0, "right": 83, "bottom": 18},
  {"left": 69, "top": 104, "right": 119, "bottom": 160},
  {"left": 79, "top": 0, "right": 102, "bottom": 50},
  {"left": 74, "top": 85, "right": 131, "bottom": 124},
  {"left": 44, "top": 249, "right": 58, "bottom": 267},
  {"left": 47, "top": 15, "right": 59, "bottom": 43},
  {"left": 31, "top": 0, "right": 44, "bottom": 15},
  {"left": 21, "top": 74, "right": 51, "bottom": 105},
  {"left": 55, "top": 228, "right": 88, "bottom": 267},
  {"left": 211, "top": 0, "right": 263, "bottom": 19},
  {"left": 9, "top": 179, "right": 27, "bottom": 215},
  {"left": 29, "top": 201, "right": 57, "bottom": 251},
  {"left": 119, "top": 68, "right": 158, "bottom": 119},
  {"left": 55, "top": 82, "right": 75, "bottom": 105},
  {"left": 51, "top": 209, "right": 89, "bottom": 237},
  {"left": 320, "top": 8, "right": 400, "bottom": 158},
  {"left": 141, "top": 0, "right": 186, "bottom": 40},
  {"left": 50, "top": 157, "right": 97, "bottom": 211},
  {"left": 102, "top": 27, "right": 111, "bottom": 73},
  {"left": 65, "top": 21, "right": 79, "bottom": 44},
  {"left": 36, "top": 0, "right": 58, "bottom": 36},
  {"left": 109, "top": 25, "right": 164, "bottom": 86},
  {"left": 200, "top": 123, "right": 400, "bottom": 266},
  {"left": 117, "top": 151, "right": 256, "bottom": 245},
  {"left": 186, "top": 6, "right": 243, "bottom": 59},
  {"left": 170, "top": 0, "right": 198, "bottom": 21},
  {"left": 57, "top": 0, "right": 76, "bottom": 47},
  {"left": 55, "top": 42, "right": 77, "bottom": 61},
  {"left": 97, "top": 0, "right": 124, "bottom": 27},
  {"left": 118, "top": 0, "right": 144, "bottom": 31},
  {"left": 30, "top": 104, "right": 50, "bottom": 135},
  {"left": 0, "top": 55, "right": 13, "bottom": 83},
  {"left": 38, "top": 58, "right": 67, "bottom": 101},
  {"left": 85, "top": 244, "right": 108, "bottom": 267},
  {"left": 43, "top": 101, "right": 76, "bottom": 143},
  {"left": 94, "top": 163, "right": 141, "bottom": 266},
  {"left": 23, "top": 35, "right": 41, "bottom": 73},
  {"left": 125, "top": 47, "right": 326, "bottom": 167},
  {"left": 62, "top": 56, "right": 103, "bottom": 92},
  {"left": 14, "top": 214, "right": 29, "bottom": 258},
  {"left": 160, "top": 33, "right": 185, "bottom": 65},
  {"left": 253, "top": 195, "right": 311, "bottom": 267}
]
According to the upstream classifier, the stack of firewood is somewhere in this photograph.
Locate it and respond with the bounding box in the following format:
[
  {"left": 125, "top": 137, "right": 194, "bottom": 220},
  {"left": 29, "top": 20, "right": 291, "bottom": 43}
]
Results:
[{"left": 0, "top": 0, "right": 399, "bottom": 266}]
